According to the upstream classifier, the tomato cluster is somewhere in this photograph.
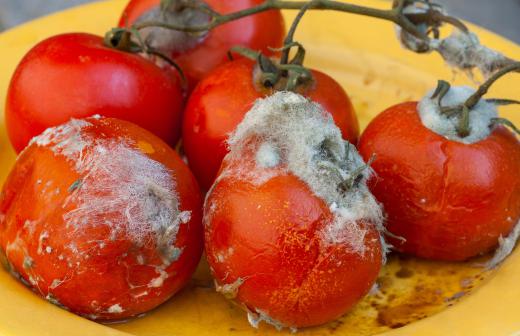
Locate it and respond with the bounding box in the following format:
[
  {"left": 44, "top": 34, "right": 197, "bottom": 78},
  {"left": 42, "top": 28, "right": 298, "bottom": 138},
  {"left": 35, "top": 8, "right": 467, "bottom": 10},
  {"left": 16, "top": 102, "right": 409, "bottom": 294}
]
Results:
[{"left": 1, "top": 0, "right": 519, "bottom": 331}]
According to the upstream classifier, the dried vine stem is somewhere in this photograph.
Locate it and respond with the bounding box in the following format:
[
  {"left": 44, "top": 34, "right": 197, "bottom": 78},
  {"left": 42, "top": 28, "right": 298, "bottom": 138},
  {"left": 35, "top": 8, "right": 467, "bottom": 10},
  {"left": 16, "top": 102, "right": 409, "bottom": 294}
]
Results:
[
  {"left": 133, "top": 0, "right": 464, "bottom": 41},
  {"left": 464, "top": 62, "right": 520, "bottom": 110}
]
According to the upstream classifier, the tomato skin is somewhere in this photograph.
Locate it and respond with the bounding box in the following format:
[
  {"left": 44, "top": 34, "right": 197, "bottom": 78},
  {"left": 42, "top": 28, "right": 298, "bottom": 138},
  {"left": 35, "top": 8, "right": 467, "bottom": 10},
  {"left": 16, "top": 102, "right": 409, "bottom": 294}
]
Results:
[
  {"left": 183, "top": 58, "right": 359, "bottom": 190},
  {"left": 204, "top": 157, "right": 381, "bottom": 327},
  {"left": 358, "top": 102, "right": 520, "bottom": 261},
  {"left": 5, "top": 33, "right": 184, "bottom": 153},
  {"left": 0, "top": 117, "right": 203, "bottom": 320},
  {"left": 119, "top": 0, "right": 285, "bottom": 90}
]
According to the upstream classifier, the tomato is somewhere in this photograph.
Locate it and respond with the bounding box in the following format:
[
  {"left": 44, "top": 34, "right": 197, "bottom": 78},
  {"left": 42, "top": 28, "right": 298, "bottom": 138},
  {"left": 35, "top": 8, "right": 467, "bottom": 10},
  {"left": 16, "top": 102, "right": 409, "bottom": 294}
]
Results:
[
  {"left": 204, "top": 92, "right": 381, "bottom": 328},
  {"left": 5, "top": 33, "right": 184, "bottom": 153},
  {"left": 206, "top": 174, "right": 382, "bottom": 328},
  {"left": 358, "top": 101, "right": 520, "bottom": 261},
  {"left": 119, "top": 0, "right": 286, "bottom": 90},
  {"left": 0, "top": 117, "right": 203, "bottom": 320},
  {"left": 183, "top": 58, "right": 359, "bottom": 190}
]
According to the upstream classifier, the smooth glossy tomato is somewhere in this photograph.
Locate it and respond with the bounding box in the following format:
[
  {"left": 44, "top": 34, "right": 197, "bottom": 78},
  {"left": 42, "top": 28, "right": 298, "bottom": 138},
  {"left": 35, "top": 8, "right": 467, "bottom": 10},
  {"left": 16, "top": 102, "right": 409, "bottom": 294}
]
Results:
[
  {"left": 5, "top": 33, "right": 184, "bottom": 153},
  {"left": 204, "top": 92, "right": 381, "bottom": 328},
  {"left": 0, "top": 117, "right": 203, "bottom": 320},
  {"left": 183, "top": 58, "right": 360, "bottom": 190},
  {"left": 358, "top": 101, "right": 520, "bottom": 261},
  {"left": 119, "top": 0, "right": 285, "bottom": 90}
]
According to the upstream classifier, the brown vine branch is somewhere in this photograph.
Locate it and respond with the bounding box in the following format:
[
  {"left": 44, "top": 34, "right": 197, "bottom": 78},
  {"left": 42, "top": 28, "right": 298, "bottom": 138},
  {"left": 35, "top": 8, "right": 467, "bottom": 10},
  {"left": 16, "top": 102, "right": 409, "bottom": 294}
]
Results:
[
  {"left": 464, "top": 62, "right": 520, "bottom": 110},
  {"left": 280, "top": 0, "right": 314, "bottom": 65},
  {"left": 132, "top": 0, "right": 457, "bottom": 40},
  {"left": 104, "top": 27, "right": 188, "bottom": 90}
]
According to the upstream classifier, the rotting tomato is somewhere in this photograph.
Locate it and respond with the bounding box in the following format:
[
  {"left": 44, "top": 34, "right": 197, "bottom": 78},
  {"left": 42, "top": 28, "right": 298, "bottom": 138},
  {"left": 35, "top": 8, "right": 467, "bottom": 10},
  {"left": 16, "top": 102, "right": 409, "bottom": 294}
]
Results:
[
  {"left": 358, "top": 85, "right": 520, "bottom": 261},
  {"left": 5, "top": 33, "right": 184, "bottom": 153},
  {"left": 204, "top": 92, "right": 382, "bottom": 329},
  {"left": 183, "top": 57, "right": 359, "bottom": 190},
  {"left": 119, "top": 0, "right": 286, "bottom": 90},
  {"left": 0, "top": 116, "right": 203, "bottom": 320}
]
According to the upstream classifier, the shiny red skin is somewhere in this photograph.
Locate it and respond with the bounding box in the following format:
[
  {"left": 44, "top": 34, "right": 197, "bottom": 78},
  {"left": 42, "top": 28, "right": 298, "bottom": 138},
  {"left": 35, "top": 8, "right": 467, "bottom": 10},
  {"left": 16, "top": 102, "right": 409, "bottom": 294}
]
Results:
[
  {"left": 119, "top": 0, "right": 285, "bottom": 90},
  {"left": 204, "top": 154, "right": 381, "bottom": 327},
  {"left": 358, "top": 102, "right": 520, "bottom": 261},
  {"left": 183, "top": 58, "right": 360, "bottom": 190},
  {"left": 5, "top": 33, "right": 184, "bottom": 153},
  {"left": 0, "top": 118, "right": 203, "bottom": 320}
]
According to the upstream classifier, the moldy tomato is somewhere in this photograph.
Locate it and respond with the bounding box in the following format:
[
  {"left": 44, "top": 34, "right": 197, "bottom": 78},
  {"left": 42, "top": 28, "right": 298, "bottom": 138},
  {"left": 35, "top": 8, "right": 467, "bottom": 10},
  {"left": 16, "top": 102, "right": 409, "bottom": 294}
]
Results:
[
  {"left": 358, "top": 85, "right": 520, "bottom": 261},
  {"left": 204, "top": 92, "right": 383, "bottom": 328},
  {"left": 119, "top": 0, "right": 285, "bottom": 90},
  {"left": 5, "top": 33, "right": 184, "bottom": 153},
  {"left": 0, "top": 116, "right": 203, "bottom": 320},
  {"left": 183, "top": 57, "right": 359, "bottom": 190}
]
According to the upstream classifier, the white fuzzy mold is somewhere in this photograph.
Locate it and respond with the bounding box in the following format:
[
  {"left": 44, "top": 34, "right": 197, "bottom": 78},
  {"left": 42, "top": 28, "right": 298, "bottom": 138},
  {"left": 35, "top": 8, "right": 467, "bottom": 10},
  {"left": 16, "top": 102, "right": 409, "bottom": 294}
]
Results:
[
  {"left": 222, "top": 91, "right": 385, "bottom": 256},
  {"left": 31, "top": 117, "right": 190, "bottom": 267},
  {"left": 418, "top": 86, "right": 497, "bottom": 144}
]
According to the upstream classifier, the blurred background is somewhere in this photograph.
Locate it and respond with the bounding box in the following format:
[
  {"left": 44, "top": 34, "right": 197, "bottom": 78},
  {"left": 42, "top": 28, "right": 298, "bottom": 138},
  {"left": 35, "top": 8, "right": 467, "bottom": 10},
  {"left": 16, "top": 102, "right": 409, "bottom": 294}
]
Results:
[{"left": 0, "top": 0, "right": 518, "bottom": 43}]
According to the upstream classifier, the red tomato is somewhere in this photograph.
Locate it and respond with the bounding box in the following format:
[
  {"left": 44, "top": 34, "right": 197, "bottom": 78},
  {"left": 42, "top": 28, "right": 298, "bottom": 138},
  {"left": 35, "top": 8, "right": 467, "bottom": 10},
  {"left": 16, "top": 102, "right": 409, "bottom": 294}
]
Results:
[
  {"left": 205, "top": 157, "right": 381, "bottom": 328},
  {"left": 183, "top": 58, "right": 360, "bottom": 190},
  {"left": 204, "top": 92, "right": 380, "bottom": 328},
  {"left": 119, "top": 0, "right": 285, "bottom": 90},
  {"left": 358, "top": 102, "right": 520, "bottom": 261},
  {"left": 5, "top": 33, "right": 184, "bottom": 153},
  {"left": 0, "top": 117, "right": 203, "bottom": 320}
]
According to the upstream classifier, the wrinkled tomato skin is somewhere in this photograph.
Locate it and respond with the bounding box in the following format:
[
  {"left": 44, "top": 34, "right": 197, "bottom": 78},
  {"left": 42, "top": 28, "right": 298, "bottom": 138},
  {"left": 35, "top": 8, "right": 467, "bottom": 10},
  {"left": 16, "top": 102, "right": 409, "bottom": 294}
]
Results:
[
  {"left": 119, "top": 0, "right": 285, "bottom": 89},
  {"left": 205, "top": 163, "right": 381, "bottom": 327},
  {"left": 5, "top": 33, "right": 184, "bottom": 153},
  {"left": 183, "top": 58, "right": 359, "bottom": 190},
  {"left": 358, "top": 102, "right": 520, "bottom": 261},
  {"left": 0, "top": 118, "right": 203, "bottom": 320}
]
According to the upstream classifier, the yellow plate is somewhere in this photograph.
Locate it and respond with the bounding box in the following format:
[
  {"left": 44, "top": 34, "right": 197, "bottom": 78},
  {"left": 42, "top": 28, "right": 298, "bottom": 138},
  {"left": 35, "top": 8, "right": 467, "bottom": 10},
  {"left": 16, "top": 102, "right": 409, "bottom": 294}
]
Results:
[{"left": 0, "top": 1, "right": 519, "bottom": 335}]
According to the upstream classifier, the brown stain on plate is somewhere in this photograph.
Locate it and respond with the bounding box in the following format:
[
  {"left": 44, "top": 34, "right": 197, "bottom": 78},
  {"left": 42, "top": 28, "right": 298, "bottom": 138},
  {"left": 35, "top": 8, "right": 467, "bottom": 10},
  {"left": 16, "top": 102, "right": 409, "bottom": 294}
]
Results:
[{"left": 316, "top": 253, "right": 494, "bottom": 335}]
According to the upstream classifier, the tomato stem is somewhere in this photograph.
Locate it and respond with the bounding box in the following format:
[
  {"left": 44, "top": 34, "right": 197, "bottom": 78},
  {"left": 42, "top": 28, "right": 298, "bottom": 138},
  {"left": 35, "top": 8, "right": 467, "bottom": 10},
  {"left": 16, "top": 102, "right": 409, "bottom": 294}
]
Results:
[
  {"left": 104, "top": 28, "right": 188, "bottom": 91},
  {"left": 456, "top": 62, "right": 520, "bottom": 137},
  {"left": 132, "top": 0, "right": 465, "bottom": 44},
  {"left": 226, "top": 6, "right": 315, "bottom": 93},
  {"left": 435, "top": 62, "right": 520, "bottom": 137},
  {"left": 464, "top": 62, "right": 520, "bottom": 110},
  {"left": 280, "top": 0, "right": 314, "bottom": 65},
  {"left": 338, "top": 153, "right": 376, "bottom": 193},
  {"left": 491, "top": 118, "right": 520, "bottom": 136},
  {"left": 430, "top": 80, "right": 451, "bottom": 107},
  {"left": 485, "top": 98, "right": 520, "bottom": 106}
]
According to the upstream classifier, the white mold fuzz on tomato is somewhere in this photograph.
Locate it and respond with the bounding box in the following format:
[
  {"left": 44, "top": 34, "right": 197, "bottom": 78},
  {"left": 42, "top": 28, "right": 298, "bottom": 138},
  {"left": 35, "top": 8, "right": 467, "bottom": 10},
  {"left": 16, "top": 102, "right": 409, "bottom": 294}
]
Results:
[
  {"left": 215, "top": 277, "right": 244, "bottom": 300},
  {"left": 486, "top": 219, "right": 520, "bottom": 269},
  {"left": 31, "top": 117, "right": 190, "bottom": 272},
  {"left": 222, "top": 92, "right": 384, "bottom": 256},
  {"left": 133, "top": 0, "right": 210, "bottom": 58},
  {"left": 107, "top": 304, "right": 124, "bottom": 314},
  {"left": 37, "top": 231, "right": 49, "bottom": 255},
  {"left": 255, "top": 142, "right": 281, "bottom": 168},
  {"left": 5, "top": 232, "right": 44, "bottom": 290},
  {"left": 29, "top": 119, "right": 92, "bottom": 169},
  {"left": 247, "top": 308, "right": 296, "bottom": 332},
  {"left": 215, "top": 247, "right": 234, "bottom": 263},
  {"left": 418, "top": 86, "right": 497, "bottom": 144}
]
